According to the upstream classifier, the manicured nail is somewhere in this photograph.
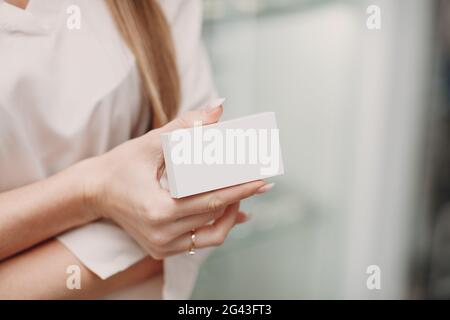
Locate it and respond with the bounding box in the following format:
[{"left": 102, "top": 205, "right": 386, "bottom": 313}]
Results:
[
  {"left": 205, "top": 98, "right": 225, "bottom": 113},
  {"left": 256, "top": 183, "right": 275, "bottom": 194}
]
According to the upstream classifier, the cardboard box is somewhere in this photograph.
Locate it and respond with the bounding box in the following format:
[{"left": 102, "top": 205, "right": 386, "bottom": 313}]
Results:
[{"left": 161, "top": 112, "right": 284, "bottom": 198}]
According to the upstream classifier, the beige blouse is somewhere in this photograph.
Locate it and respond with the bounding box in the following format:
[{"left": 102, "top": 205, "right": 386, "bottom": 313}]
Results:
[{"left": 0, "top": 0, "right": 217, "bottom": 299}]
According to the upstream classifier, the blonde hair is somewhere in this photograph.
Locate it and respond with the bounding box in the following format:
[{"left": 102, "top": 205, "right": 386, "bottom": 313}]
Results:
[{"left": 107, "top": 0, "right": 180, "bottom": 128}]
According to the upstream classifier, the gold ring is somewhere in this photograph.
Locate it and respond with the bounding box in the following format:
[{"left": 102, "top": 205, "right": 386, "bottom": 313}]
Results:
[{"left": 188, "top": 229, "right": 196, "bottom": 255}]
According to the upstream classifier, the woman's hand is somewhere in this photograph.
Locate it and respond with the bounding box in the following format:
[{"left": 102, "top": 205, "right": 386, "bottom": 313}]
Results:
[{"left": 81, "top": 105, "right": 269, "bottom": 259}]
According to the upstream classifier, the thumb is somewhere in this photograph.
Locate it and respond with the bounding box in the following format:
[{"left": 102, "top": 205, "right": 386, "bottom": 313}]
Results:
[{"left": 156, "top": 98, "right": 225, "bottom": 134}]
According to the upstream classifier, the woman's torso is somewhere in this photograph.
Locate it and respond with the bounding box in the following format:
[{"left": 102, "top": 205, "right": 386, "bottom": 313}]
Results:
[
  {"left": 0, "top": 0, "right": 157, "bottom": 298},
  {"left": 0, "top": 0, "right": 149, "bottom": 191}
]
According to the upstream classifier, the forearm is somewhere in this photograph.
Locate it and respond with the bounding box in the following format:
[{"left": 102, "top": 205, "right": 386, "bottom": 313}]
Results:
[
  {"left": 0, "top": 239, "right": 162, "bottom": 299},
  {"left": 0, "top": 160, "right": 97, "bottom": 261}
]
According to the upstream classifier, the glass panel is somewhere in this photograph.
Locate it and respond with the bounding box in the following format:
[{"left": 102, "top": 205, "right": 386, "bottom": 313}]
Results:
[
  {"left": 192, "top": 0, "right": 435, "bottom": 299},
  {"left": 193, "top": 0, "right": 360, "bottom": 299}
]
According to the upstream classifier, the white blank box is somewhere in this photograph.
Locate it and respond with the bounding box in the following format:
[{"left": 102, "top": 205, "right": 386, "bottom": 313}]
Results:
[{"left": 161, "top": 112, "right": 284, "bottom": 198}]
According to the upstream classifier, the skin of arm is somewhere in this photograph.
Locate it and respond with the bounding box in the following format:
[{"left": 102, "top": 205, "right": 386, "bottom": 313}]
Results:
[
  {"left": 0, "top": 164, "right": 163, "bottom": 299},
  {"left": 0, "top": 161, "right": 99, "bottom": 261},
  {"left": 0, "top": 239, "right": 162, "bottom": 299}
]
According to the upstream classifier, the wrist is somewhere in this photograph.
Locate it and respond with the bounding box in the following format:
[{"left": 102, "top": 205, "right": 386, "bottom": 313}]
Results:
[{"left": 68, "top": 157, "right": 104, "bottom": 222}]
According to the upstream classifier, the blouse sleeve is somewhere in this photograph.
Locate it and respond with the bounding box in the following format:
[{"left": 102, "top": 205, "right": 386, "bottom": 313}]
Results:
[{"left": 58, "top": 0, "right": 217, "bottom": 299}]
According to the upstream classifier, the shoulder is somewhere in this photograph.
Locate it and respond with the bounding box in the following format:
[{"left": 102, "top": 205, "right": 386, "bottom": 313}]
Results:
[{"left": 157, "top": 0, "right": 204, "bottom": 73}]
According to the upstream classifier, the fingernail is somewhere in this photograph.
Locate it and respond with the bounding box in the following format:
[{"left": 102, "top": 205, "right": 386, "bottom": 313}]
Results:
[
  {"left": 256, "top": 183, "right": 275, "bottom": 194},
  {"left": 205, "top": 98, "right": 225, "bottom": 113}
]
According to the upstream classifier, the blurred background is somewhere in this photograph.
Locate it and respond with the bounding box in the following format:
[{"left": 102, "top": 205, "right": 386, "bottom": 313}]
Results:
[{"left": 191, "top": 0, "right": 450, "bottom": 299}]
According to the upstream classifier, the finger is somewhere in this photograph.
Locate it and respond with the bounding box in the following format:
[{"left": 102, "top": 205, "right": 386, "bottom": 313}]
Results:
[
  {"left": 155, "top": 98, "right": 225, "bottom": 135},
  {"left": 169, "top": 180, "right": 266, "bottom": 218},
  {"left": 163, "top": 202, "right": 240, "bottom": 253},
  {"left": 235, "top": 211, "right": 251, "bottom": 224},
  {"left": 163, "top": 206, "right": 227, "bottom": 239},
  {"left": 142, "top": 101, "right": 224, "bottom": 174}
]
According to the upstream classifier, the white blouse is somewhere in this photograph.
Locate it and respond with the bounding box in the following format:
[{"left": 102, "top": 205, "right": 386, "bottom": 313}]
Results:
[{"left": 0, "top": 0, "right": 217, "bottom": 299}]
